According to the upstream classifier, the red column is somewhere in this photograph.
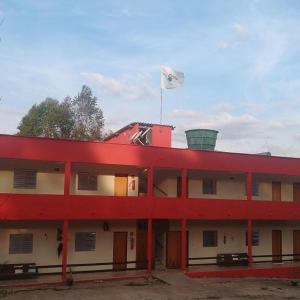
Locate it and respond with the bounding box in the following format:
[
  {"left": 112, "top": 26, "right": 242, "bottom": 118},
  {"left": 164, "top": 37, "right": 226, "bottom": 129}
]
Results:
[
  {"left": 64, "top": 161, "right": 71, "bottom": 195},
  {"left": 247, "top": 219, "right": 253, "bottom": 267},
  {"left": 181, "top": 219, "right": 187, "bottom": 272},
  {"left": 147, "top": 167, "right": 153, "bottom": 198},
  {"left": 246, "top": 172, "right": 253, "bottom": 267},
  {"left": 147, "top": 218, "right": 153, "bottom": 274},
  {"left": 181, "top": 168, "right": 187, "bottom": 199},
  {"left": 246, "top": 172, "right": 252, "bottom": 201},
  {"left": 62, "top": 220, "right": 69, "bottom": 282}
]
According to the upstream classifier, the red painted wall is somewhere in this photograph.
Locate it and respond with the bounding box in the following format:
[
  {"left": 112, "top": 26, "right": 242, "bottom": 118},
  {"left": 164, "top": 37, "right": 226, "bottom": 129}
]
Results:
[
  {"left": 104, "top": 123, "right": 172, "bottom": 147},
  {"left": 151, "top": 125, "right": 172, "bottom": 147},
  {"left": 1, "top": 134, "right": 300, "bottom": 175},
  {"left": 105, "top": 124, "right": 139, "bottom": 144}
]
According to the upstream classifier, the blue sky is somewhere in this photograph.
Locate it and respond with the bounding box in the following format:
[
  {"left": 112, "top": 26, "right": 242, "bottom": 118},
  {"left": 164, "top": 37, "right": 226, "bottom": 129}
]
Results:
[{"left": 1, "top": 0, "right": 300, "bottom": 156}]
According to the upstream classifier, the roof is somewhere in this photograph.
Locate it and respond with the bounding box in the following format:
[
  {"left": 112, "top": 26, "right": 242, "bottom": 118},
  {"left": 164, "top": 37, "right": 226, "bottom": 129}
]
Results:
[{"left": 104, "top": 122, "right": 175, "bottom": 141}]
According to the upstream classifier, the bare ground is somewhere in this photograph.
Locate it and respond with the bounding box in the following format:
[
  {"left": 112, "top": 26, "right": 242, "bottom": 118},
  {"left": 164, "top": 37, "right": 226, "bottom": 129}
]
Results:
[{"left": 1, "top": 272, "right": 300, "bottom": 300}]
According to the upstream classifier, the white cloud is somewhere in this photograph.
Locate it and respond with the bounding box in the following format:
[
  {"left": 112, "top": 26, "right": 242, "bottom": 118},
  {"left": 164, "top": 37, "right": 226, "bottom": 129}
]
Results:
[
  {"left": 217, "top": 23, "right": 249, "bottom": 49},
  {"left": 233, "top": 23, "right": 248, "bottom": 36},
  {"left": 82, "top": 72, "right": 157, "bottom": 101}
]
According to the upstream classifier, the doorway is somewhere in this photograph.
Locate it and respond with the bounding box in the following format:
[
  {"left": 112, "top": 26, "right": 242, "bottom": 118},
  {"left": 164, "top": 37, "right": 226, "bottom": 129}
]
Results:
[
  {"left": 293, "top": 230, "right": 300, "bottom": 261},
  {"left": 113, "top": 232, "right": 127, "bottom": 270},
  {"left": 136, "top": 220, "right": 147, "bottom": 269},
  {"left": 115, "top": 174, "right": 128, "bottom": 196},
  {"left": 272, "top": 182, "right": 281, "bottom": 201},
  {"left": 272, "top": 230, "right": 282, "bottom": 263}
]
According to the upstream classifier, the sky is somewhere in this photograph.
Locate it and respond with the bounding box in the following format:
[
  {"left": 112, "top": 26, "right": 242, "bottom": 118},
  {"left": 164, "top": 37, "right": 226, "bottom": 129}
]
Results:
[{"left": 1, "top": 0, "right": 300, "bottom": 156}]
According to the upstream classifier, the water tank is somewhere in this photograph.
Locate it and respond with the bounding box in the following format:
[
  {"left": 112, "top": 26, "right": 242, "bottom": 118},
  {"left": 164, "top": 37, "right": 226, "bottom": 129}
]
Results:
[{"left": 185, "top": 129, "right": 218, "bottom": 150}]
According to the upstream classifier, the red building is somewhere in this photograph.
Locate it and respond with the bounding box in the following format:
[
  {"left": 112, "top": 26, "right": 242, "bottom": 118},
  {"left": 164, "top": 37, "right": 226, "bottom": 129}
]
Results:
[{"left": 1, "top": 122, "right": 300, "bottom": 285}]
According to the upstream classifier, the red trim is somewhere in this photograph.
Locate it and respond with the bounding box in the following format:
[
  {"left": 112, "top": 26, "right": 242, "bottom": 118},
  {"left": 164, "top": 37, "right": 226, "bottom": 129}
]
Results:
[
  {"left": 247, "top": 220, "right": 253, "bottom": 267},
  {"left": 1, "top": 195, "right": 300, "bottom": 220},
  {"left": 2, "top": 134, "right": 300, "bottom": 175},
  {"left": 64, "top": 162, "right": 71, "bottom": 195},
  {"left": 181, "top": 168, "right": 187, "bottom": 199},
  {"left": 187, "top": 265, "right": 300, "bottom": 279},
  {"left": 62, "top": 220, "right": 69, "bottom": 282},
  {"left": 147, "top": 168, "right": 153, "bottom": 197},
  {"left": 246, "top": 172, "right": 252, "bottom": 202},
  {"left": 147, "top": 219, "right": 153, "bottom": 274},
  {"left": 181, "top": 219, "right": 187, "bottom": 271}
]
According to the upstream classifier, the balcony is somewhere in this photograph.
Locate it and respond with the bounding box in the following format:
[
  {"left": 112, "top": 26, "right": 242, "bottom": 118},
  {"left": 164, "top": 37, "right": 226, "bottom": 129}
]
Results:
[{"left": 1, "top": 159, "right": 300, "bottom": 220}]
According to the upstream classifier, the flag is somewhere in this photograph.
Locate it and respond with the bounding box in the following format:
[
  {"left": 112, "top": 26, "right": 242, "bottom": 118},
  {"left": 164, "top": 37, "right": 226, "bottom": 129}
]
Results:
[{"left": 160, "top": 66, "right": 184, "bottom": 89}]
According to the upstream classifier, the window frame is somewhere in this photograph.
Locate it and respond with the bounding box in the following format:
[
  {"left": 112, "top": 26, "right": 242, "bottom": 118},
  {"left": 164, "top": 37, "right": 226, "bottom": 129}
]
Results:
[
  {"left": 245, "top": 230, "right": 259, "bottom": 246},
  {"left": 9, "top": 233, "right": 33, "bottom": 254},
  {"left": 77, "top": 172, "right": 98, "bottom": 191},
  {"left": 202, "top": 178, "right": 217, "bottom": 195},
  {"left": 13, "top": 169, "right": 37, "bottom": 189},
  {"left": 203, "top": 230, "right": 218, "bottom": 247},
  {"left": 75, "top": 232, "right": 96, "bottom": 252}
]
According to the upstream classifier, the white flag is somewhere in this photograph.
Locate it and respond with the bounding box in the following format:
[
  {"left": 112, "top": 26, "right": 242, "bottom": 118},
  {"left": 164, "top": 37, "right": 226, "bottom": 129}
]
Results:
[{"left": 161, "top": 66, "right": 184, "bottom": 89}]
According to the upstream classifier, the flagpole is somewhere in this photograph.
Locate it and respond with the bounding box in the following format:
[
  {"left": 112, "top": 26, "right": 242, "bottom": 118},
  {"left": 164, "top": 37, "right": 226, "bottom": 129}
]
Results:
[{"left": 160, "top": 88, "right": 163, "bottom": 124}]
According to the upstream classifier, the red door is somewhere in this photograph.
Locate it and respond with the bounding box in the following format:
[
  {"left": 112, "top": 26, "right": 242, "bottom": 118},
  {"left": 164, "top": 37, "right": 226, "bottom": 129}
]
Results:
[{"left": 113, "top": 232, "right": 127, "bottom": 270}]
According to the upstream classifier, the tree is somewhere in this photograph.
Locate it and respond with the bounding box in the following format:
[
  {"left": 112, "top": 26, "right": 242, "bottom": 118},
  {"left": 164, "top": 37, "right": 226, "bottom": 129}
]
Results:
[
  {"left": 17, "top": 86, "right": 104, "bottom": 140},
  {"left": 71, "top": 85, "right": 104, "bottom": 140},
  {"left": 17, "top": 98, "right": 74, "bottom": 138}
]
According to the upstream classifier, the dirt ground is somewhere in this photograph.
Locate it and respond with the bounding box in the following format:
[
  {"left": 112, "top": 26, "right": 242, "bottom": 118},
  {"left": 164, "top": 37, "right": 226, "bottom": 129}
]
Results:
[{"left": 2, "top": 272, "right": 300, "bottom": 300}]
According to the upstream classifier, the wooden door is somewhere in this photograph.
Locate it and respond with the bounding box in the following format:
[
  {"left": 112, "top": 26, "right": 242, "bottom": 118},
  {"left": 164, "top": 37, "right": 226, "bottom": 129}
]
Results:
[
  {"left": 136, "top": 225, "right": 147, "bottom": 269},
  {"left": 293, "top": 183, "right": 300, "bottom": 202},
  {"left": 115, "top": 175, "right": 128, "bottom": 196},
  {"left": 293, "top": 230, "right": 300, "bottom": 261},
  {"left": 113, "top": 232, "right": 127, "bottom": 270},
  {"left": 272, "top": 230, "right": 282, "bottom": 262},
  {"left": 166, "top": 231, "right": 181, "bottom": 268},
  {"left": 272, "top": 182, "right": 281, "bottom": 201}
]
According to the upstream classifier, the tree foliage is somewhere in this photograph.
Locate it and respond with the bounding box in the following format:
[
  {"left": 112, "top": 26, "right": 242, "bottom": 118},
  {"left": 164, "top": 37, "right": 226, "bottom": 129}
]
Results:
[{"left": 17, "top": 85, "right": 104, "bottom": 140}]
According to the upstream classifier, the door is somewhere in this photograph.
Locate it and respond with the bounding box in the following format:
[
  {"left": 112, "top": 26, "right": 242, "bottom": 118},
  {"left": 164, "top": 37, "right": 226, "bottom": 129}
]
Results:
[
  {"left": 272, "top": 182, "right": 281, "bottom": 201},
  {"left": 272, "top": 230, "right": 282, "bottom": 263},
  {"left": 115, "top": 175, "right": 128, "bottom": 196},
  {"left": 136, "top": 221, "right": 147, "bottom": 269},
  {"left": 293, "top": 183, "right": 300, "bottom": 202},
  {"left": 293, "top": 230, "right": 300, "bottom": 261},
  {"left": 113, "top": 232, "right": 127, "bottom": 270},
  {"left": 166, "top": 231, "right": 181, "bottom": 268}
]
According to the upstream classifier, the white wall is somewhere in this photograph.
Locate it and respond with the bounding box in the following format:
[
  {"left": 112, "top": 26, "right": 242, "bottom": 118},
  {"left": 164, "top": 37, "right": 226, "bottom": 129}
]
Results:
[{"left": 0, "top": 221, "right": 137, "bottom": 274}]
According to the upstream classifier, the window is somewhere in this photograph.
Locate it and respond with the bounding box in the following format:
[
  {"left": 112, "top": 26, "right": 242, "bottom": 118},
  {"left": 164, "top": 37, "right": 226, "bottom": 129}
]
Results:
[
  {"left": 203, "top": 230, "right": 218, "bottom": 247},
  {"left": 203, "top": 178, "right": 217, "bottom": 195},
  {"left": 13, "top": 170, "right": 37, "bottom": 189},
  {"left": 245, "top": 181, "right": 259, "bottom": 197},
  {"left": 252, "top": 181, "right": 259, "bottom": 196},
  {"left": 78, "top": 173, "right": 97, "bottom": 191},
  {"left": 75, "top": 232, "right": 96, "bottom": 251},
  {"left": 246, "top": 230, "right": 259, "bottom": 246},
  {"left": 9, "top": 234, "right": 33, "bottom": 254}
]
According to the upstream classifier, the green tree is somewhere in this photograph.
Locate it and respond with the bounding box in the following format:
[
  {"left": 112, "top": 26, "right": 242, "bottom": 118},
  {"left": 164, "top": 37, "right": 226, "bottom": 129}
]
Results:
[
  {"left": 17, "top": 98, "right": 74, "bottom": 138},
  {"left": 71, "top": 85, "right": 104, "bottom": 140},
  {"left": 17, "top": 86, "right": 104, "bottom": 140}
]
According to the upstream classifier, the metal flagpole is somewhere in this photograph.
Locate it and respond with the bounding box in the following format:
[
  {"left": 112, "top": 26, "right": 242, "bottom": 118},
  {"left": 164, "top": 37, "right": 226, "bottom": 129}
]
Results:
[{"left": 160, "top": 88, "right": 163, "bottom": 124}]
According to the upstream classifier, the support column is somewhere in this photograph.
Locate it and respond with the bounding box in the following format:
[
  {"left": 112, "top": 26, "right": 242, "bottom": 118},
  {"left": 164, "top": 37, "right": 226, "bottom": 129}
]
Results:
[
  {"left": 147, "top": 218, "right": 153, "bottom": 274},
  {"left": 62, "top": 220, "right": 69, "bottom": 282},
  {"left": 181, "top": 168, "right": 187, "bottom": 199},
  {"left": 147, "top": 167, "right": 154, "bottom": 198},
  {"left": 181, "top": 219, "right": 187, "bottom": 272},
  {"left": 246, "top": 172, "right": 252, "bottom": 201},
  {"left": 247, "top": 219, "right": 253, "bottom": 267},
  {"left": 64, "top": 161, "right": 71, "bottom": 195}
]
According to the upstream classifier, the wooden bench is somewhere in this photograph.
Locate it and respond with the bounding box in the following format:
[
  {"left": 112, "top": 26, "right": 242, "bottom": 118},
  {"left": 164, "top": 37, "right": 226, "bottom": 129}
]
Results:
[{"left": 0, "top": 263, "right": 38, "bottom": 280}]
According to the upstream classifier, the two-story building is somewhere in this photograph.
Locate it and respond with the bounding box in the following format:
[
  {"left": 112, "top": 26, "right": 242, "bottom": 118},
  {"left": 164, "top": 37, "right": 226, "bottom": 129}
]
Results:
[{"left": 1, "top": 122, "right": 300, "bottom": 285}]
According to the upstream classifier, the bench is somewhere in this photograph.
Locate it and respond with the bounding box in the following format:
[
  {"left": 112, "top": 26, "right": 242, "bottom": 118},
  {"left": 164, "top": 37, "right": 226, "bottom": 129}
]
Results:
[
  {"left": 217, "top": 253, "right": 248, "bottom": 267},
  {"left": 0, "top": 263, "right": 38, "bottom": 280}
]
